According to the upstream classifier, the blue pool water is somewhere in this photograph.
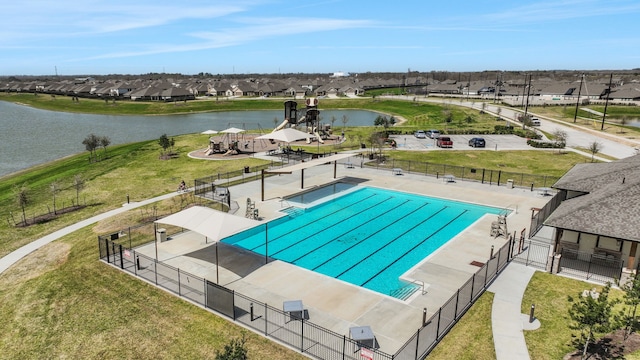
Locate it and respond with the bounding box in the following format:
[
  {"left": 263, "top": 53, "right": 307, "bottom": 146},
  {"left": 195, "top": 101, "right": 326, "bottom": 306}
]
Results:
[{"left": 222, "top": 186, "right": 504, "bottom": 299}]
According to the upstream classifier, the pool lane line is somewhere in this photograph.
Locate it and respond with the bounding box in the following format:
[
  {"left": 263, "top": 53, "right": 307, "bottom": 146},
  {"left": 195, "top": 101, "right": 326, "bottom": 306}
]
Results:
[
  {"left": 266, "top": 196, "right": 398, "bottom": 257},
  {"left": 284, "top": 199, "right": 416, "bottom": 263},
  {"left": 248, "top": 194, "right": 380, "bottom": 255},
  {"left": 318, "top": 205, "right": 448, "bottom": 276},
  {"left": 335, "top": 206, "right": 448, "bottom": 279},
  {"left": 358, "top": 209, "right": 469, "bottom": 288}
]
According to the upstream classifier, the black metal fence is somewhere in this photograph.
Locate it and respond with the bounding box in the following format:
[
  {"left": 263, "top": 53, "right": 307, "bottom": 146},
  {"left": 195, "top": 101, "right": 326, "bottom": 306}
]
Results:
[
  {"left": 98, "top": 230, "right": 515, "bottom": 360},
  {"left": 98, "top": 235, "right": 394, "bottom": 359},
  {"left": 529, "top": 191, "right": 565, "bottom": 238},
  {"left": 363, "top": 157, "right": 561, "bottom": 189},
  {"left": 559, "top": 249, "right": 623, "bottom": 283},
  {"left": 391, "top": 236, "right": 514, "bottom": 359}
]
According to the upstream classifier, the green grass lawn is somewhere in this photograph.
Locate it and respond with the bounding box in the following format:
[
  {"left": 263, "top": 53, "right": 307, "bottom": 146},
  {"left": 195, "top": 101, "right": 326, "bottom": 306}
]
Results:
[{"left": 428, "top": 292, "right": 496, "bottom": 360}]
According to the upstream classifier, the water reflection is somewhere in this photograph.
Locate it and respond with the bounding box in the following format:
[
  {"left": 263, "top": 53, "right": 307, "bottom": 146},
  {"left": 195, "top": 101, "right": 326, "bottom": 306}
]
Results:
[{"left": 0, "top": 101, "right": 379, "bottom": 177}]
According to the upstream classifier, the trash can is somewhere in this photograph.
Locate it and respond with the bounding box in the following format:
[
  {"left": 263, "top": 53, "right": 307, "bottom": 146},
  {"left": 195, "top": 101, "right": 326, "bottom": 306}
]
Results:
[
  {"left": 156, "top": 228, "right": 167, "bottom": 242},
  {"left": 507, "top": 179, "right": 514, "bottom": 189}
]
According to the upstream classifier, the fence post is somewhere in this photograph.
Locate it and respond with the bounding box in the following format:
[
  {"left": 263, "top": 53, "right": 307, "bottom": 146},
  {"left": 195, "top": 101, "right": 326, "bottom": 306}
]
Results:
[
  {"left": 119, "top": 244, "right": 124, "bottom": 269},
  {"left": 481, "top": 168, "right": 485, "bottom": 184},
  {"left": 264, "top": 303, "right": 268, "bottom": 336},
  {"left": 454, "top": 289, "right": 460, "bottom": 319},
  {"left": 300, "top": 318, "right": 304, "bottom": 352},
  {"left": 484, "top": 262, "right": 489, "bottom": 287},
  {"left": 178, "top": 268, "right": 181, "bottom": 296},
  {"left": 436, "top": 308, "right": 442, "bottom": 339},
  {"left": 414, "top": 327, "right": 421, "bottom": 360},
  {"left": 342, "top": 335, "right": 346, "bottom": 360},
  {"left": 105, "top": 238, "right": 110, "bottom": 263}
]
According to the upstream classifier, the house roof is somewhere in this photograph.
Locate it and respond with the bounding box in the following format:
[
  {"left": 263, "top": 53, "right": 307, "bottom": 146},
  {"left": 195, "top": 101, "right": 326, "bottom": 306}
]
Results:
[{"left": 544, "top": 154, "right": 640, "bottom": 241}]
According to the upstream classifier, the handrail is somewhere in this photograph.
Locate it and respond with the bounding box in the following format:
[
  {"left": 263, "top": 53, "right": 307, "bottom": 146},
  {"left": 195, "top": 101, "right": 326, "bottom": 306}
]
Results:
[
  {"left": 412, "top": 279, "right": 428, "bottom": 295},
  {"left": 279, "top": 198, "right": 291, "bottom": 208}
]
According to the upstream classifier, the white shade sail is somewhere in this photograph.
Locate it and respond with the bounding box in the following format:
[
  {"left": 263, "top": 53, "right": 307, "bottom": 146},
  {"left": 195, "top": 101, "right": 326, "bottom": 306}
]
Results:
[
  {"left": 256, "top": 128, "right": 312, "bottom": 143},
  {"left": 155, "top": 206, "right": 259, "bottom": 241}
]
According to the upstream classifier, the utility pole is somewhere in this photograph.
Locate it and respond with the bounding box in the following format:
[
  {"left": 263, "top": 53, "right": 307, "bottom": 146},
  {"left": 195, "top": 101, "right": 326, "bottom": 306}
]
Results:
[
  {"left": 493, "top": 73, "right": 499, "bottom": 103},
  {"left": 573, "top": 73, "right": 584, "bottom": 123},
  {"left": 520, "top": 73, "right": 527, "bottom": 108},
  {"left": 523, "top": 74, "right": 532, "bottom": 129},
  {"left": 600, "top": 73, "right": 613, "bottom": 131}
]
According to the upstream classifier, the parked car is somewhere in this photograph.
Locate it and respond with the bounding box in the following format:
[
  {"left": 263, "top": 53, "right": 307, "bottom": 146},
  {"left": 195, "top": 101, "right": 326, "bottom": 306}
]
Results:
[
  {"left": 436, "top": 136, "right": 453, "bottom": 148},
  {"left": 531, "top": 117, "right": 541, "bottom": 126},
  {"left": 426, "top": 130, "right": 441, "bottom": 139},
  {"left": 468, "top": 137, "right": 486, "bottom": 148},
  {"left": 414, "top": 130, "right": 426, "bottom": 139}
]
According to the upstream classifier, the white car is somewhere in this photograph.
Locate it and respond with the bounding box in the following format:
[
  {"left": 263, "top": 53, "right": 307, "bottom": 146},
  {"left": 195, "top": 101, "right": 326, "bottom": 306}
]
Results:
[
  {"left": 414, "top": 130, "right": 427, "bottom": 139},
  {"left": 426, "top": 130, "right": 441, "bottom": 139}
]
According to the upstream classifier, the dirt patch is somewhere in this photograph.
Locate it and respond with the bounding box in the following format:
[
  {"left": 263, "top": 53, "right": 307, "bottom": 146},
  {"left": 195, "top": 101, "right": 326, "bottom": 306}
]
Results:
[
  {"left": 563, "top": 330, "right": 640, "bottom": 359},
  {"left": 0, "top": 242, "right": 71, "bottom": 285}
]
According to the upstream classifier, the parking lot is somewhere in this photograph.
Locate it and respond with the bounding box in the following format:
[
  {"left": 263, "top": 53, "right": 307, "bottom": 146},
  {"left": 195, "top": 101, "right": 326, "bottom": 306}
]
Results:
[{"left": 391, "top": 134, "right": 532, "bottom": 151}]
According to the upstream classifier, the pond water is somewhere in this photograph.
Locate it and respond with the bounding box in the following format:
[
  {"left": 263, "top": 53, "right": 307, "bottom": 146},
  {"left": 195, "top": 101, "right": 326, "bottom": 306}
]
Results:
[{"left": 0, "top": 101, "right": 379, "bottom": 177}]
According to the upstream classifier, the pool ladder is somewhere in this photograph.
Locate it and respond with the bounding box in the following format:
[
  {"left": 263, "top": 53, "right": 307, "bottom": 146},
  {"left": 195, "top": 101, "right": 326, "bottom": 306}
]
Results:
[{"left": 390, "top": 280, "right": 427, "bottom": 301}]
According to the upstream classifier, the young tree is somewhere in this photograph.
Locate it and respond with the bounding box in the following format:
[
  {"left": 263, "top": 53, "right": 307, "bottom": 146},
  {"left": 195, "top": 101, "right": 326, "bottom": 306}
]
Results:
[
  {"left": 73, "top": 174, "right": 84, "bottom": 206},
  {"left": 341, "top": 114, "right": 349, "bottom": 129},
  {"left": 588, "top": 141, "right": 602, "bottom": 162},
  {"left": 14, "top": 182, "right": 29, "bottom": 225},
  {"left": 50, "top": 180, "right": 59, "bottom": 215},
  {"left": 215, "top": 335, "right": 248, "bottom": 360},
  {"left": 567, "top": 284, "right": 616, "bottom": 359},
  {"left": 552, "top": 129, "right": 568, "bottom": 152},
  {"left": 82, "top": 133, "right": 99, "bottom": 162},
  {"left": 99, "top": 135, "right": 111, "bottom": 157},
  {"left": 158, "top": 134, "right": 171, "bottom": 155},
  {"left": 616, "top": 273, "right": 640, "bottom": 339}
]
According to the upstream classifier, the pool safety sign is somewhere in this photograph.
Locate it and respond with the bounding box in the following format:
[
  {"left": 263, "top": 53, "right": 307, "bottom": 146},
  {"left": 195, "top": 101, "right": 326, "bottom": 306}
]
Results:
[{"left": 360, "top": 348, "right": 373, "bottom": 359}]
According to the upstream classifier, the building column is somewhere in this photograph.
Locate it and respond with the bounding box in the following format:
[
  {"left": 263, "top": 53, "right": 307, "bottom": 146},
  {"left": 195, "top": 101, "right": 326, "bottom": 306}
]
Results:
[{"left": 628, "top": 241, "right": 638, "bottom": 270}]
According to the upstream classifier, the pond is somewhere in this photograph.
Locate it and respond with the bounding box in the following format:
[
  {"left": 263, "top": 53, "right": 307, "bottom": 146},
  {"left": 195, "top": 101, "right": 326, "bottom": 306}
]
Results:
[{"left": 0, "top": 101, "right": 380, "bottom": 177}]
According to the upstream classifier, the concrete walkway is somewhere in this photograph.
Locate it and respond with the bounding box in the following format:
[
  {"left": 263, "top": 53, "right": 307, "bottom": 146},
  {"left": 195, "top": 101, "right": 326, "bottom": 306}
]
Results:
[
  {"left": 487, "top": 263, "right": 539, "bottom": 360},
  {"left": 0, "top": 192, "right": 179, "bottom": 275}
]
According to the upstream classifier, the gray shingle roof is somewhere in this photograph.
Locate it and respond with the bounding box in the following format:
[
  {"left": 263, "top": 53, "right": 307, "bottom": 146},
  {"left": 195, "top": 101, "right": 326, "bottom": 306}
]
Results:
[{"left": 545, "top": 155, "right": 640, "bottom": 241}]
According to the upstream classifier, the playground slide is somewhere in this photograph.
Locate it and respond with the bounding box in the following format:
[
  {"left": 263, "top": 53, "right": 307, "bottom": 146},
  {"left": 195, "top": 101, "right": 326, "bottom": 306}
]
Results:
[{"left": 274, "top": 119, "right": 290, "bottom": 132}]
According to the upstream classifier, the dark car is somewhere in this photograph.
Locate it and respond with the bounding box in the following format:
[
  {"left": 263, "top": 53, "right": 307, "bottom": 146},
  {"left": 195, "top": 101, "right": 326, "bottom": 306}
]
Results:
[{"left": 468, "top": 137, "right": 486, "bottom": 148}]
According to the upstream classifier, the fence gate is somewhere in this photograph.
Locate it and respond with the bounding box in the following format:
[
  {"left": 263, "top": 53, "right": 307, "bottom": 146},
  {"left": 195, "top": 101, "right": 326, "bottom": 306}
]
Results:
[{"left": 511, "top": 239, "right": 550, "bottom": 270}]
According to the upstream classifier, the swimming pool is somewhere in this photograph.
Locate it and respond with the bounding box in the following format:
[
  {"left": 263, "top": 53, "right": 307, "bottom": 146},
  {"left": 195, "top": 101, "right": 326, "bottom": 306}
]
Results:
[{"left": 222, "top": 186, "right": 504, "bottom": 299}]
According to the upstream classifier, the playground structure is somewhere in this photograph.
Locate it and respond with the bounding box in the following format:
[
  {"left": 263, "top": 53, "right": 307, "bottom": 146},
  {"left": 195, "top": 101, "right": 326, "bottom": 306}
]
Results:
[{"left": 273, "top": 99, "right": 329, "bottom": 143}]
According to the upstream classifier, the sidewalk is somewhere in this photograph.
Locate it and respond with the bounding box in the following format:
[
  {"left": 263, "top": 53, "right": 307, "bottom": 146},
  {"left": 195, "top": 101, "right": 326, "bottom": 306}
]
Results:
[
  {"left": 0, "top": 192, "right": 179, "bottom": 275},
  {"left": 487, "top": 263, "right": 539, "bottom": 360}
]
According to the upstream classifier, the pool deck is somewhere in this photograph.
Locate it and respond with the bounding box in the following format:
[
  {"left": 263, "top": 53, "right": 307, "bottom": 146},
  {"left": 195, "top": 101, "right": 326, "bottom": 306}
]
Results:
[{"left": 136, "top": 158, "right": 551, "bottom": 354}]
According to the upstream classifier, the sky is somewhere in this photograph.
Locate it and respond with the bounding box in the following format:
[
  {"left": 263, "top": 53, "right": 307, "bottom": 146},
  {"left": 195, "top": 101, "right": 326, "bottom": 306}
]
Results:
[{"left": 2, "top": 0, "right": 639, "bottom": 76}]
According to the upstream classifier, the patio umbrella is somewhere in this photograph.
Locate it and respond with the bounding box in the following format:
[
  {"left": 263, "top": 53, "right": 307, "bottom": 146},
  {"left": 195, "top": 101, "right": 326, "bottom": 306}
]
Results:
[
  {"left": 256, "top": 127, "right": 312, "bottom": 143},
  {"left": 220, "top": 127, "right": 245, "bottom": 134},
  {"left": 200, "top": 129, "right": 218, "bottom": 135}
]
